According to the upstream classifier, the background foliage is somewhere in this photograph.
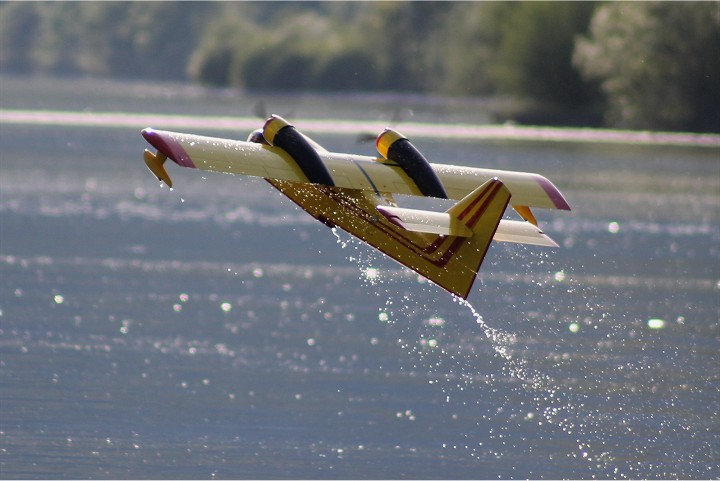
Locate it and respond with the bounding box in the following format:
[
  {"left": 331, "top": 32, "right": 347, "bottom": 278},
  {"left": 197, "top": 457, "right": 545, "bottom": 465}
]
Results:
[{"left": 1, "top": 1, "right": 717, "bottom": 131}]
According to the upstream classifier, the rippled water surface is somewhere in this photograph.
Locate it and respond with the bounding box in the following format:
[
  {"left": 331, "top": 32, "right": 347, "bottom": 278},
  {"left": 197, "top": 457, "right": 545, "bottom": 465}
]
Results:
[{"left": 1, "top": 77, "right": 718, "bottom": 479}]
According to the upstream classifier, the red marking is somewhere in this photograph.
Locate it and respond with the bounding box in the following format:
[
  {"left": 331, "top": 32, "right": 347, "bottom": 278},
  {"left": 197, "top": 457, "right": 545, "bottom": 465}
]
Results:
[
  {"left": 317, "top": 181, "right": 504, "bottom": 270},
  {"left": 533, "top": 174, "right": 571, "bottom": 211},
  {"left": 267, "top": 179, "right": 508, "bottom": 298},
  {"left": 141, "top": 128, "right": 195, "bottom": 168}
]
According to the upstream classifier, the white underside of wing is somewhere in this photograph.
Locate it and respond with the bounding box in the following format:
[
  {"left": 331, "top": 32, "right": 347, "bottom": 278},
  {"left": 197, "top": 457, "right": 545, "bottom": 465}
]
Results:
[
  {"left": 376, "top": 205, "right": 473, "bottom": 237},
  {"left": 375, "top": 205, "right": 558, "bottom": 247},
  {"left": 494, "top": 220, "right": 559, "bottom": 247},
  {"left": 153, "top": 130, "right": 569, "bottom": 211}
]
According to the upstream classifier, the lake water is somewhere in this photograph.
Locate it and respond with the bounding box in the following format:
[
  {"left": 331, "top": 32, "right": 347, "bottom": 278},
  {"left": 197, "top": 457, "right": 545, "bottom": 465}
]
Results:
[{"left": 1, "top": 76, "right": 718, "bottom": 479}]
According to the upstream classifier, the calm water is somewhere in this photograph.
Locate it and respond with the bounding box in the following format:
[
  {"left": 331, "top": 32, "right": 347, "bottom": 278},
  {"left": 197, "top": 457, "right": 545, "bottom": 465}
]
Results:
[{"left": 1, "top": 77, "right": 718, "bottom": 479}]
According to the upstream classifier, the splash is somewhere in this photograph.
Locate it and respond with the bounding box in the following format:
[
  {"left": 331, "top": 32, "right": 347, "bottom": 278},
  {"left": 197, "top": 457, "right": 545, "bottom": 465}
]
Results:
[{"left": 329, "top": 229, "right": 698, "bottom": 478}]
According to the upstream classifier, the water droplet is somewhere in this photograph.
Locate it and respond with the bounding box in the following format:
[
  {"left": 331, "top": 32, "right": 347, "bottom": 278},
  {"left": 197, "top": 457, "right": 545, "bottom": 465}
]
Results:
[
  {"left": 364, "top": 267, "right": 379, "bottom": 280},
  {"left": 647, "top": 318, "right": 666, "bottom": 330}
]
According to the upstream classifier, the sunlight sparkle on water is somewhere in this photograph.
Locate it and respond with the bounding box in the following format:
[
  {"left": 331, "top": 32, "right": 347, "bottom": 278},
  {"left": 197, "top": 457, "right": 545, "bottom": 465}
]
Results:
[
  {"left": 364, "top": 267, "right": 380, "bottom": 280},
  {"left": 647, "top": 318, "right": 666, "bottom": 330}
]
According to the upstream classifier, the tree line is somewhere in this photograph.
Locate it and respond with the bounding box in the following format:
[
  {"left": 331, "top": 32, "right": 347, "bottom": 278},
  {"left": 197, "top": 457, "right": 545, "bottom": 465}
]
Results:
[{"left": 1, "top": 2, "right": 718, "bottom": 132}]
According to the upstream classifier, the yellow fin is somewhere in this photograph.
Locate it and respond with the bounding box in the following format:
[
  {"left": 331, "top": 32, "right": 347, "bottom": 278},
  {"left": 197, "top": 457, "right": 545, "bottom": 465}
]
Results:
[
  {"left": 513, "top": 205, "right": 537, "bottom": 226},
  {"left": 144, "top": 150, "right": 172, "bottom": 188}
]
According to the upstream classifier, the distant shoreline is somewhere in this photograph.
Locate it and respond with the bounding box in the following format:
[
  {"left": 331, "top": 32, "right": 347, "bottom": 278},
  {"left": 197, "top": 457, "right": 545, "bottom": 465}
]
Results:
[{"left": 2, "top": 108, "right": 718, "bottom": 149}]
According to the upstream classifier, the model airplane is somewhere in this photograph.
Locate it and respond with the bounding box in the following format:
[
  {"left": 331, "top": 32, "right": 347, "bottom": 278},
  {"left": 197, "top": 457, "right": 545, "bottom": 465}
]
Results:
[{"left": 141, "top": 115, "right": 570, "bottom": 299}]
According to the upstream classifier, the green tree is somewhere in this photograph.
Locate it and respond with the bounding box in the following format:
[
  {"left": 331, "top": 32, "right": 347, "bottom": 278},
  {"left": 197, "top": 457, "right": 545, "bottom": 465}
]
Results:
[
  {"left": 351, "top": 2, "right": 451, "bottom": 92},
  {"left": 186, "top": 5, "right": 255, "bottom": 86},
  {"left": 1, "top": 2, "right": 212, "bottom": 80},
  {"left": 574, "top": 2, "right": 720, "bottom": 132},
  {"left": 30, "top": 2, "right": 85, "bottom": 75},
  {"left": 100, "top": 2, "right": 213, "bottom": 80},
  {"left": 492, "top": 2, "right": 598, "bottom": 107},
  {"left": 189, "top": 4, "right": 387, "bottom": 91},
  {"left": 0, "top": 2, "right": 41, "bottom": 73},
  {"left": 312, "top": 47, "right": 380, "bottom": 91},
  {"left": 426, "top": 3, "right": 510, "bottom": 96}
]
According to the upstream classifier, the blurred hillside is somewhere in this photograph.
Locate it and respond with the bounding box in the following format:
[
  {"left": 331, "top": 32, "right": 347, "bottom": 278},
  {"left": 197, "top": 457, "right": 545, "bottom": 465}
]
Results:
[{"left": 1, "top": 1, "right": 718, "bottom": 132}]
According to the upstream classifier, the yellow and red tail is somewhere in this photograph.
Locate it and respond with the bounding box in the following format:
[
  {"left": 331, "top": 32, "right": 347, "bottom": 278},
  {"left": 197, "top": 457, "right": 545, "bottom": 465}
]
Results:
[{"left": 268, "top": 177, "right": 510, "bottom": 299}]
